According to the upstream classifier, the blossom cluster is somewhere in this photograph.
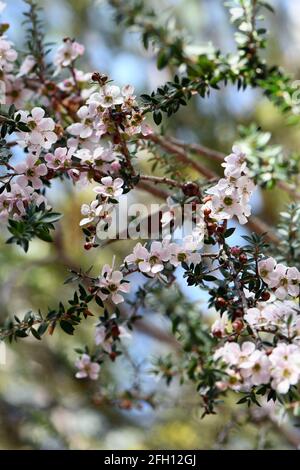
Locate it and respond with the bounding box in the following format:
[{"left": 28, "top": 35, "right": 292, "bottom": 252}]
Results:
[
  {"left": 215, "top": 341, "right": 300, "bottom": 395},
  {"left": 258, "top": 257, "right": 300, "bottom": 300},
  {"left": 205, "top": 145, "right": 256, "bottom": 224},
  {"left": 124, "top": 238, "right": 202, "bottom": 277}
]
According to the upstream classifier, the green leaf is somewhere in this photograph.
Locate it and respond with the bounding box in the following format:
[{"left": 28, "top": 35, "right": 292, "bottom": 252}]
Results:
[{"left": 60, "top": 320, "right": 75, "bottom": 335}]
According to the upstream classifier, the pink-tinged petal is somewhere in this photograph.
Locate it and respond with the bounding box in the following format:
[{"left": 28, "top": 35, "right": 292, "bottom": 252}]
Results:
[
  {"left": 151, "top": 264, "right": 164, "bottom": 274},
  {"left": 36, "top": 164, "right": 48, "bottom": 176},
  {"left": 67, "top": 123, "right": 83, "bottom": 136},
  {"left": 30, "top": 130, "right": 44, "bottom": 145},
  {"left": 44, "top": 131, "right": 57, "bottom": 144},
  {"left": 141, "top": 122, "right": 153, "bottom": 136},
  {"left": 31, "top": 107, "right": 45, "bottom": 121},
  {"left": 110, "top": 271, "right": 123, "bottom": 283},
  {"left": 16, "top": 175, "right": 28, "bottom": 187},
  {"left": 112, "top": 293, "right": 124, "bottom": 304},
  {"left": 119, "top": 282, "right": 131, "bottom": 293},
  {"left": 241, "top": 342, "right": 255, "bottom": 355},
  {"left": 101, "top": 176, "right": 113, "bottom": 186},
  {"left": 114, "top": 178, "right": 124, "bottom": 188},
  {"left": 138, "top": 261, "right": 151, "bottom": 272},
  {"left": 14, "top": 162, "right": 27, "bottom": 173},
  {"left": 26, "top": 154, "right": 38, "bottom": 166},
  {"left": 77, "top": 106, "right": 89, "bottom": 119},
  {"left": 274, "top": 286, "right": 287, "bottom": 300},
  {"left": 114, "top": 189, "right": 123, "bottom": 197},
  {"left": 31, "top": 176, "right": 42, "bottom": 189},
  {"left": 39, "top": 118, "right": 55, "bottom": 131},
  {"left": 80, "top": 127, "right": 93, "bottom": 139}
]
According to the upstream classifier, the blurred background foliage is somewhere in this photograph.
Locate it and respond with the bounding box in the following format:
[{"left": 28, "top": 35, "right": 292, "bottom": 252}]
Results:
[{"left": 1, "top": 0, "right": 300, "bottom": 449}]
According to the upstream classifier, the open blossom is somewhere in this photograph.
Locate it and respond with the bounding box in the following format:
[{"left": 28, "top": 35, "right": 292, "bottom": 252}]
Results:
[
  {"left": 168, "top": 236, "right": 201, "bottom": 267},
  {"left": 272, "top": 265, "right": 300, "bottom": 299},
  {"left": 124, "top": 242, "right": 151, "bottom": 273},
  {"left": 75, "top": 354, "right": 100, "bottom": 380},
  {"left": 88, "top": 85, "right": 123, "bottom": 108},
  {"left": 214, "top": 341, "right": 256, "bottom": 367},
  {"left": 0, "top": 181, "right": 35, "bottom": 220},
  {"left": 15, "top": 107, "right": 57, "bottom": 151},
  {"left": 0, "top": 37, "right": 17, "bottom": 72},
  {"left": 67, "top": 104, "right": 98, "bottom": 139},
  {"left": 54, "top": 38, "right": 84, "bottom": 69},
  {"left": 44, "top": 147, "right": 73, "bottom": 170},
  {"left": 4, "top": 76, "right": 32, "bottom": 107},
  {"left": 269, "top": 343, "right": 300, "bottom": 394},
  {"left": 258, "top": 257, "right": 277, "bottom": 284},
  {"left": 222, "top": 145, "right": 248, "bottom": 179},
  {"left": 206, "top": 146, "right": 255, "bottom": 225},
  {"left": 239, "top": 350, "right": 271, "bottom": 386},
  {"left": 258, "top": 258, "right": 300, "bottom": 299},
  {"left": 93, "top": 176, "right": 124, "bottom": 198},
  {"left": 207, "top": 179, "right": 250, "bottom": 224},
  {"left": 14, "top": 154, "right": 47, "bottom": 190},
  {"left": 96, "top": 264, "right": 131, "bottom": 304},
  {"left": 80, "top": 200, "right": 103, "bottom": 226}
]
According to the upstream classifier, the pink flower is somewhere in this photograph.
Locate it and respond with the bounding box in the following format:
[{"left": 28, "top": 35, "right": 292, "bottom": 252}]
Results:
[
  {"left": 5, "top": 76, "right": 32, "bottom": 108},
  {"left": 15, "top": 154, "right": 47, "bottom": 189},
  {"left": 15, "top": 107, "right": 57, "bottom": 152},
  {"left": 124, "top": 242, "right": 150, "bottom": 273},
  {"left": 54, "top": 38, "right": 84, "bottom": 69},
  {"left": 45, "top": 147, "right": 72, "bottom": 170},
  {"left": 80, "top": 200, "right": 103, "bottom": 226},
  {"left": 75, "top": 354, "right": 100, "bottom": 380},
  {"left": 96, "top": 264, "right": 131, "bottom": 304}
]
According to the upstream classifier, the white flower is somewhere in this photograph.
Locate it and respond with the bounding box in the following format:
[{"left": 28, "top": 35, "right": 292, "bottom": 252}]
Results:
[
  {"left": 207, "top": 180, "right": 250, "bottom": 224},
  {"left": 0, "top": 37, "right": 17, "bottom": 72},
  {"left": 14, "top": 154, "right": 47, "bottom": 190},
  {"left": 258, "top": 257, "right": 277, "bottom": 285},
  {"left": 54, "top": 38, "right": 84, "bottom": 69},
  {"left": 214, "top": 341, "right": 256, "bottom": 367},
  {"left": 96, "top": 264, "right": 131, "bottom": 304},
  {"left": 258, "top": 258, "right": 300, "bottom": 300},
  {"left": 75, "top": 354, "right": 100, "bottom": 380},
  {"left": 124, "top": 242, "right": 150, "bottom": 273},
  {"left": 15, "top": 107, "right": 57, "bottom": 151},
  {"left": 269, "top": 343, "right": 300, "bottom": 394},
  {"left": 272, "top": 265, "right": 300, "bottom": 299},
  {"left": 93, "top": 176, "right": 124, "bottom": 198},
  {"left": 239, "top": 350, "right": 271, "bottom": 386},
  {"left": 245, "top": 303, "right": 276, "bottom": 328},
  {"left": 88, "top": 85, "right": 123, "bottom": 108},
  {"left": 80, "top": 200, "right": 103, "bottom": 226},
  {"left": 67, "top": 104, "right": 98, "bottom": 139},
  {"left": 168, "top": 236, "right": 201, "bottom": 267},
  {"left": 222, "top": 146, "right": 248, "bottom": 179}
]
